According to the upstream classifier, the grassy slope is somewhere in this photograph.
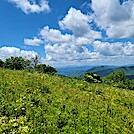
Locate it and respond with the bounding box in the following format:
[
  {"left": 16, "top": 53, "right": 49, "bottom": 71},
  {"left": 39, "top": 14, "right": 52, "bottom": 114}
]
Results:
[{"left": 0, "top": 69, "right": 134, "bottom": 133}]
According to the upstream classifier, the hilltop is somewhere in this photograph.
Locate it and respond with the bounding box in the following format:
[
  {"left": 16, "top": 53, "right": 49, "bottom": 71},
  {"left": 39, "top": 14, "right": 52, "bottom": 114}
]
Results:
[{"left": 0, "top": 69, "right": 134, "bottom": 133}]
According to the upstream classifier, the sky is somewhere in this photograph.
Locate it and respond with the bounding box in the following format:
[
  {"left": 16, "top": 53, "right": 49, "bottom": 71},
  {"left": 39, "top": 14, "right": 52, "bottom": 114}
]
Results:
[{"left": 0, "top": 0, "right": 134, "bottom": 67}]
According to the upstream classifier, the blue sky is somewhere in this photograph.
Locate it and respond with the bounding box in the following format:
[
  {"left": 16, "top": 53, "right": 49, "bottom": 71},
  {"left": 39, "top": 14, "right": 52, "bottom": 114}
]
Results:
[{"left": 0, "top": 0, "right": 134, "bottom": 66}]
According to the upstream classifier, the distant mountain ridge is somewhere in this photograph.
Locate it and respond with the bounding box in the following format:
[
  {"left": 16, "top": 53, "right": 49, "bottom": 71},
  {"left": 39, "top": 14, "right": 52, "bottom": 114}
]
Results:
[
  {"left": 56, "top": 65, "right": 134, "bottom": 79},
  {"left": 56, "top": 65, "right": 93, "bottom": 76},
  {"left": 86, "top": 66, "right": 134, "bottom": 79}
]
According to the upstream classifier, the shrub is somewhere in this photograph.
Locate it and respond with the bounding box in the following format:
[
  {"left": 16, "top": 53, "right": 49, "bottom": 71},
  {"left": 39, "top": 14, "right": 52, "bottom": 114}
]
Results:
[
  {"left": 103, "top": 70, "right": 126, "bottom": 83},
  {"left": 123, "top": 79, "right": 134, "bottom": 90},
  {"left": 84, "top": 72, "right": 102, "bottom": 83},
  {"left": 35, "top": 64, "right": 57, "bottom": 74},
  {"left": 0, "top": 59, "right": 4, "bottom": 68},
  {"left": 103, "top": 70, "right": 134, "bottom": 90}
]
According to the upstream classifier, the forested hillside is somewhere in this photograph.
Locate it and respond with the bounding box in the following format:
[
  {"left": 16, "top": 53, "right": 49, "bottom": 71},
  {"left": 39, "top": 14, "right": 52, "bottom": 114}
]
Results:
[
  {"left": 86, "top": 66, "right": 134, "bottom": 79},
  {"left": 57, "top": 65, "right": 134, "bottom": 79}
]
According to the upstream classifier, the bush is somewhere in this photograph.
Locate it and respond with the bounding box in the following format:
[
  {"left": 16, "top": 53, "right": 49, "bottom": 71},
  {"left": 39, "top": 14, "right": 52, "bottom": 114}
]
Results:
[
  {"left": 84, "top": 72, "right": 102, "bottom": 83},
  {"left": 103, "top": 70, "right": 134, "bottom": 90},
  {"left": 123, "top": 79, "right": 134, "bottom": 90},
  {"left": 103, "top": 70, "right": 126, "bottom": 83},
  {"left": 35, "top": 64, "right": 57, "bottom": 74},
  {"left": 0, "top": 59, "right": 4, "bottom": 68}
]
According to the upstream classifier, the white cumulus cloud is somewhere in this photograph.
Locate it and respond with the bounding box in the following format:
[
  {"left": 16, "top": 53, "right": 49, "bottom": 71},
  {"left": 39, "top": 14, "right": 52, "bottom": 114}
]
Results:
[
  {"left": 22, "top": 6, "right": 134, "bottom": 66},
  {"left": 38, "top": 7, "right": 101, "bottom": 46},
  {"left": 91, "top": 0, "right": 134, "bottom": 38},
  {"left": 93, "top": 41, "right": 134, "bottom": 56},
  {"left": 59, "top": 7, "right": 101, "bottom": 43},
  {"left": 8, "top": 0, "right": 51, "bottom": 14},
  {"left": 44, "top": 43, "right": 100, "bottom": 64},
  {"left": 40, "top": 26, "right": 72, "bottom": 44},
  {"left": 24, "top": 37, "right": 44, "bottom": 46},
  {"left": 0, "top": 46, "right": 39, "bottom": 61}
]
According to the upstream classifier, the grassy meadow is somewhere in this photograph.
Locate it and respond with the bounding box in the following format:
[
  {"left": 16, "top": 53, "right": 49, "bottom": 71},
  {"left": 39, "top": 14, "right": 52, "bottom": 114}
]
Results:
[{"left": 0, "top": 69, "right": 134, "bottom": 133}]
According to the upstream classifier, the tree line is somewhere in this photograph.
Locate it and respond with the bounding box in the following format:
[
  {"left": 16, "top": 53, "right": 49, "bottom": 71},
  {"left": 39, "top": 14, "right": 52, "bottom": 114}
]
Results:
[{"left": 0, "top": 56, "right": 57, "bottom": 75}]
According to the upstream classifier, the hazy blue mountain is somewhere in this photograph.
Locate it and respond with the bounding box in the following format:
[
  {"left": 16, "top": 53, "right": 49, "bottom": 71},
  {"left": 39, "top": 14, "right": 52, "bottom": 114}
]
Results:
[
  {"left": 85, "top": 66, "right": 117, "bottom": 77},
  {"left": 85, "top": 66, "right": 134, "bottom": 79},
  {"left": 118, "top": 66, "right": 134, "bottom": 79},
  {"left": 56, "top": 65, "right": 94, "bottom": 76},
  {"left": 56, "top": 65, "right": 134, "bottom": 79}
]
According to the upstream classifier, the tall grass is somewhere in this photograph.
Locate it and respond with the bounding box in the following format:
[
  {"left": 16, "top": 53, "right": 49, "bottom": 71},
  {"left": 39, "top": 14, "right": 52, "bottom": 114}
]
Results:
[{"left": 0, "top": 69, "right": 134, "bottom": 133}]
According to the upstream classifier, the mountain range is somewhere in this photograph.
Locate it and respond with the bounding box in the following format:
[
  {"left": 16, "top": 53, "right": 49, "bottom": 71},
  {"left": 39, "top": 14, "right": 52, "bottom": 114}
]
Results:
[{"left": 56, "top": 65, "right": 134, "bottom": 79}]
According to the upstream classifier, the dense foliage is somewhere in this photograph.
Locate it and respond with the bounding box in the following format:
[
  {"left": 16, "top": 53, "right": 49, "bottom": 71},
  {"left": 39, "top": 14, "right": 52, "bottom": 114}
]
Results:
[
  {"left": 0, "top": 57, "right": 57, "bottom": 75},
  {"left": 103, "top": 70, "right": 126, "bottom": 83},
  {"left": 4, "top": 57, "right": 30, "bottom": 70},
  {"left": 0, "top": 69, "right": 134, "bottom": 133},
  {"left": 84, "top": 72, "right": 102, "bottom": 83},
  {"left": 103, "top": 70, "right": 134, "bottom": 90},
  {"left": 122, "top": 79, "right": 134, "bottom": 90},
  {"left": 35, "top": 64, "right": 57, "bottom": 74},
  {"left": 0, "top": 59, "right": 4, "bottom": 68}
]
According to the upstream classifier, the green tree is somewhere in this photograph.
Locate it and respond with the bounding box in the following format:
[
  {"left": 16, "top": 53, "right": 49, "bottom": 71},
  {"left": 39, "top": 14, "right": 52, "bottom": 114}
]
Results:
[
  {"left": 35, "top": 64, "right": 47, "bottom": 73},
  {"left": 46, "top": 65, "right": 57, "bottom": 75},
  {"left": 84, "top": 72, "right": 102, "bottom": 83},
  {"left": 0, "top": 59, "right": 4, "bottom": 68},
  {"left": 4, "top": 57, "right": 30, "bottom": 70},
  {"left": 103, "top": 70, "right": 134, "bottom": 90},
  {"left": 103, "top": 70, "right": 126, "bottom": 83},
  {"left": 123, "top": 79, "right": 134, "bottom": 90},
  {"left": 35, "top": 64, "right": 57, "bottom": 74}
]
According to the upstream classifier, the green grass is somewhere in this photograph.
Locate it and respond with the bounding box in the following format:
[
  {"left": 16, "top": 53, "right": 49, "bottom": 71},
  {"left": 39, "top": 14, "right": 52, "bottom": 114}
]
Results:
[{"left": 0, "top": 69, "right": 134, "bottom": 133}]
